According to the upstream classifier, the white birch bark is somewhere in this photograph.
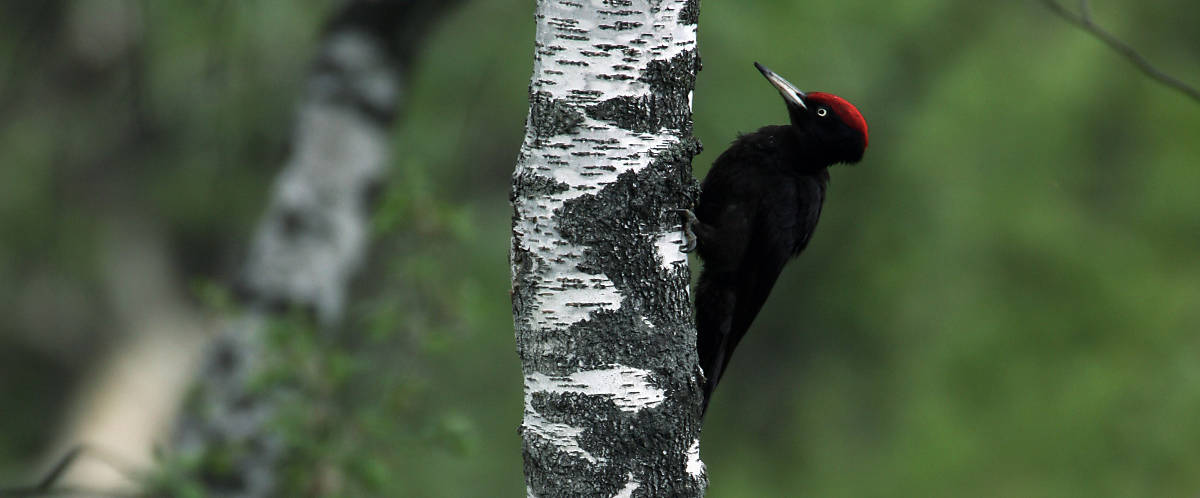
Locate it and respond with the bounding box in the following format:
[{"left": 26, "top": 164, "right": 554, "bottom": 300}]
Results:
[{"left": 511, "top": 0, "right": 706, "bottom": 495}]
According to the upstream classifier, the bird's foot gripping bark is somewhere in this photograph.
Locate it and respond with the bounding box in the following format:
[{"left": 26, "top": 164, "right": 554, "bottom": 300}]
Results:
[{"left": 674, "top": 209, "right": 700, "bottom": 253}]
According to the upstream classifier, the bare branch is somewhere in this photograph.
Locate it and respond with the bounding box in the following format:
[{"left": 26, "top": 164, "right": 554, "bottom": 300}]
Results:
[
  {"left": 0, "top": 445, "right": 149, "bottom": 498},
  {"left": 1041, "top": 0, "right": 1200, "bottom": 104}
]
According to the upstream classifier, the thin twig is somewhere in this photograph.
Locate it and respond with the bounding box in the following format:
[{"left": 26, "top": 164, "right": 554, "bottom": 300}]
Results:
[
  {"left": 1040, "top": 0, "right": 1200, "bottom": 104},
  {"left": 0, "top": 445, "right": 149, "bottom": 498}
]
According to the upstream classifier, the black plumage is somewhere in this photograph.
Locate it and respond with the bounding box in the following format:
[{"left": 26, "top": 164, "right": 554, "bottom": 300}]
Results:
[{"left": 683, "top": 63, "right": 869, "bottom": 414}]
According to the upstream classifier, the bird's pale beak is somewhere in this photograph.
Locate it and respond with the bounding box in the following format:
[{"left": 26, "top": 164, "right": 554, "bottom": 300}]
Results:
[{"left": 754, "top": 62, "right": 807, "bottom": 110}]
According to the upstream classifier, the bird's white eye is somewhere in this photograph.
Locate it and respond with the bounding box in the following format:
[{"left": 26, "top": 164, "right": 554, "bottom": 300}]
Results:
[{"left": 816, "top": 108, "right": 828, "bottom": 117}]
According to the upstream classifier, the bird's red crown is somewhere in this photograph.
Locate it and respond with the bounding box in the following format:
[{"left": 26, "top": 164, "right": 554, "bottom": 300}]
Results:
[{"left": 805, "top": 92, "right": 868, "bottom": 149}]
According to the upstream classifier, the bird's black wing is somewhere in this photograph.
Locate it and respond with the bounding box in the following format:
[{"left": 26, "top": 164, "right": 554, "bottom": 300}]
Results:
[
  {"left": 729, "top": 172, "right": 826, "bottom": 354},
  {"left": 718, "top": 180, "right": 799, "bottom": 387},
  {"left": 709, "top": 173, "right": 827, "bottom": 415}
]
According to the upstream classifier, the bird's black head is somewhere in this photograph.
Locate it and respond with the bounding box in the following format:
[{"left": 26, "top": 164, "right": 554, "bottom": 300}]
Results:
[{"left": 755, "top": 62, "right": 869, "bottom": 166}]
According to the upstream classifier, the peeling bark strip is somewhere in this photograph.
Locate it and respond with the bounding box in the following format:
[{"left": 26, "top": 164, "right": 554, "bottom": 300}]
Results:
[{"left": 511, "top": 0, "right": 706, "bottom": 496}]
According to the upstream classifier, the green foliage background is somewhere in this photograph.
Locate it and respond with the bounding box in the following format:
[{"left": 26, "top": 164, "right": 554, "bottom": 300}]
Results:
[{"left": 1, "top": 0, "right": 1199, "bottom": 496}]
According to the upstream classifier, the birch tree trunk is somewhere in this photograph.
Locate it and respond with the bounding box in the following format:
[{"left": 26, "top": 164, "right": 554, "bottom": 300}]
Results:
[
  {"left": 172, "top": 2, "right": 456, "bottom": 496},
  {"left": 510, "top": 0, "right": 706, "bottom": 495}
]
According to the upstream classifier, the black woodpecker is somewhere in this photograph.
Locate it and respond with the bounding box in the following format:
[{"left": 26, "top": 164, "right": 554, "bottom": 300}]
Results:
[{"left": 681, "top": 62, "right": 869, "bottom": 415}]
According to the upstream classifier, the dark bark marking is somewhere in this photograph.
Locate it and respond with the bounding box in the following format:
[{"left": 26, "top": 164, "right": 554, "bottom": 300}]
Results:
[
  {"left": 557, "top": 139, "right": 698, "bottom": 327},
  {"left": 679, "top": 0, "right": 700, "bottom": 25},
  {"left": 599, "top": 21, "right": 644, "bottom": 30},
  {"left": 512, "top": 171, "right": 571, "bottom": 202},
  {"left": 530, "top": 91, "right": 585, "bottom": 139},
  {"left": 510, "top": 238, "right": 541, "bottom": 362},
  {"left": 525, "top": 390, "right": 703, "bottom": 497},
  {"left": 522, "top": 310, "right": 652, "bottom": 375},
  {"left": 585, "top": 50, "right": 699, "bottom": 133}
]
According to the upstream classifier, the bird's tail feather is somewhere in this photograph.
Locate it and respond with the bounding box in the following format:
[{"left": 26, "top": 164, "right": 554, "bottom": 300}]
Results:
[
  {"left": 695, "top": 270, "right": 736, "bottom": 415},
  {"left": 696, "top": 257, "right": 788, "bottom": 416}
]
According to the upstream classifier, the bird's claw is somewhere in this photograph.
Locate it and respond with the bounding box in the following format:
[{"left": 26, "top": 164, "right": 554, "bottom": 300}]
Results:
[{"left": 674, "top": 208, "right": 699, "bottom": 253}]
